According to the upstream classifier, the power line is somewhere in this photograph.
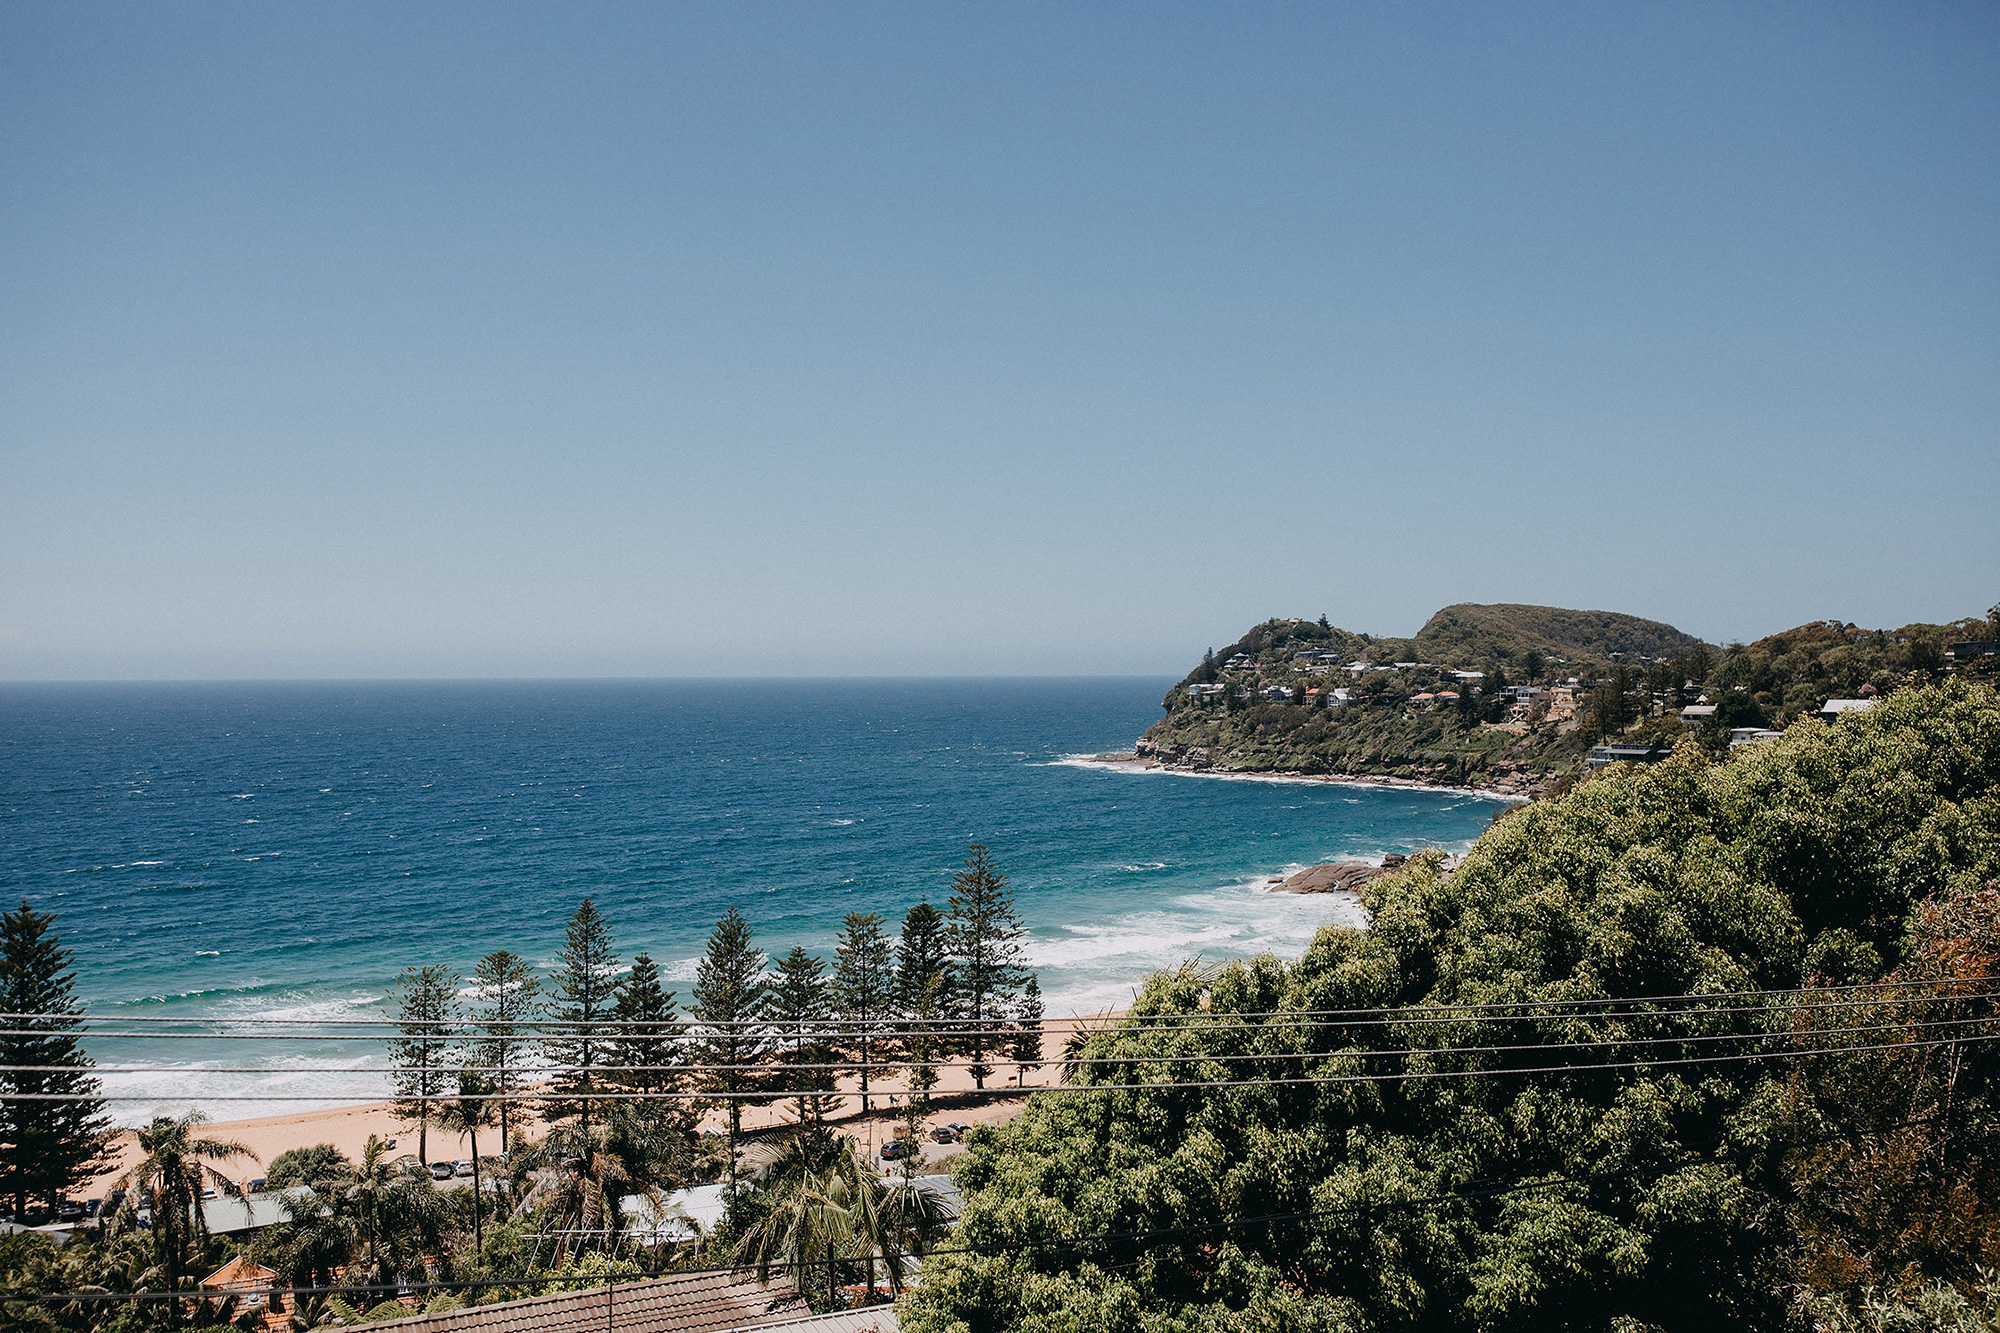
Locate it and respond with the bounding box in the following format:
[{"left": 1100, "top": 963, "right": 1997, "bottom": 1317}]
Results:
[
  {"left": 14, "top": 1011, "right": 1993, "bottom": 1078},
  {"left": 7, "top": 1032, "right": 1992, "bottom": 1102},
  {"left": 8, "top": 972, "right": 1991, "bottom": 1033},
  {"left": 7, "top": 985, "right": 1993, "bottom": 1046}
]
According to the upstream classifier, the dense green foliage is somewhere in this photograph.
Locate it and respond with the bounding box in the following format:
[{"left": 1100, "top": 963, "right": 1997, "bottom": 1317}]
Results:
[
  {"left": 909, "top": 680, "right": 2000, "bottom": 1333},
  {"left": 1409, "top": 604, "right": 1708, "bottom": 664}
]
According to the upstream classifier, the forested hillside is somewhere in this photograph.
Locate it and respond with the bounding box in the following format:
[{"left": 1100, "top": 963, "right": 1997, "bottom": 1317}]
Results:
[
  {"left": 911, "top": 678, "right": 2000, "bottom": 1332},
  {"left": 1135, "top": 603, "right": 1999, "bottom": 790}
]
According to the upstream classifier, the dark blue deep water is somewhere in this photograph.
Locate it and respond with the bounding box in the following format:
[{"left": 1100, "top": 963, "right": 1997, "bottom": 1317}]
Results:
[{"left": 0, "top": 679, "right": 1504, "bottom": 1119}]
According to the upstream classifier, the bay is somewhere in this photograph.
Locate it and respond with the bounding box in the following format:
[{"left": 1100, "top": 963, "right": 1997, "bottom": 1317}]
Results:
[{"left": 0, "top": 679, "right": 1505, "bottom": 1120}]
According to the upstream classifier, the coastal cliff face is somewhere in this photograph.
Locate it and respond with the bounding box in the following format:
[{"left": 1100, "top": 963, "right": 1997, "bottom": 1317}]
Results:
[{"left": 1131, "top": 602, "right": 2000, "bottom": 793}]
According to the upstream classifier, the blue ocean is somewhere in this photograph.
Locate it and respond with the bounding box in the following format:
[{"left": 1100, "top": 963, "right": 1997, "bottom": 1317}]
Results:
[{"left": 0, "top": 679, "right": 1505, "bottom": 1122}]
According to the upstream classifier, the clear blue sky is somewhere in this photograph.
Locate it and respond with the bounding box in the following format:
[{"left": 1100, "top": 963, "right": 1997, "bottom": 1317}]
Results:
[{"left": 3, "top": 3, "right": 1995, "bottom": 678}]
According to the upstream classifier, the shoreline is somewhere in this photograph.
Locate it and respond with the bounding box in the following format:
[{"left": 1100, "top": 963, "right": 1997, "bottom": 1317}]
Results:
[
  {"left": 1065, "top": 750, "right": 1536, "bottom": 802},
  {"left": 82, "top": 1019, "right": 1099, "bottom": 1196}
]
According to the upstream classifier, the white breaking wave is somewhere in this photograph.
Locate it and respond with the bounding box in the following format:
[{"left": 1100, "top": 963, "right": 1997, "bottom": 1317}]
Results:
[{"left": 1032, "top": 868, "right": 1369, "bottom": 1019}]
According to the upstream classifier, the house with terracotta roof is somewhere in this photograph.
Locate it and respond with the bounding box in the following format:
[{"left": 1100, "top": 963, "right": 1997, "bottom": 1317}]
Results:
[
  {"left": 346, "top": 1268, "right": 878, "bottom": 1333},
  {"left": 202, "top": 1256, "right": 279, "bottom": 1309}
]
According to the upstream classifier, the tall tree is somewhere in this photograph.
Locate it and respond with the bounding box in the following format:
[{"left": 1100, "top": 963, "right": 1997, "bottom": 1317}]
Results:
[
  {"left": 945, "top": 846, "right": 1028, "bottom": 1090},
  {"left": 328, "top": 1134, "right": 446, "bottom": 1288},
  {"left": 546, "top": 898, "right": 620, "bottom": 1142},
  {"left": 894, "top": 900, "right": 951, "bottom": 1100},
  {"left": 609, "top": 952, "right": 680, "bottom": 1095},
  {"left": 471, "top": 949, "right": 540, "bottom": 1152},
  {"left": 387, "top": 963, "right": 460, "bottom": 1167},
  {"left": 1010, "top": 974, "right": 1044, "bottom": 1086},
  {"left": 603, "top": 952, "right": 693, "bottom": 1187},
  {"left": 832, "top": 912, "right": 896, "bottom": 1116},
  {"left": 766, "top": 946, "right": 836, "bottom": 1124},
  {"left": 690, "top": 907, "right": 768, "bottom": 1179},
  {"left": 903, "top": 975, "right": 945, "bottom": 1103},
  {"left": 0, "top": 901, "right": 110, "bottom": 1215},
  {"left": 435, "top": 1070, "right": 497, "bottom": 1254},
  {"left": 109, "top": 1112, "right": 254, "bottom": 1325}
]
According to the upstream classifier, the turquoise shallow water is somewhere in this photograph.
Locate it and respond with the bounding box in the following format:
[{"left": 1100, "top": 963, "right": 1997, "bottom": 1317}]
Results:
[{"left": 0, "top": 679, "right": 1505, "bottom": 1120}]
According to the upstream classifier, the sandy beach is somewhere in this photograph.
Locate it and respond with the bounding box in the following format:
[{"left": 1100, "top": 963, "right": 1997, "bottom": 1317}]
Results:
[{"left": 85, "top": 1019, "right": 1101, "bottom": 1195}]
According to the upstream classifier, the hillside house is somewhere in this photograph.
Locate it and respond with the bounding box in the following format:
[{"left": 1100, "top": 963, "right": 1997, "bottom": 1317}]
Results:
[
  {"left": 1820, "top": 698, "right": 1877, "bottom": 718},
  {"left": 1587, "top": 744, "right": 1662, "bottom": 767},
  {"left": 1680, "top": 705, "right": 1718, "bottom": 727}
]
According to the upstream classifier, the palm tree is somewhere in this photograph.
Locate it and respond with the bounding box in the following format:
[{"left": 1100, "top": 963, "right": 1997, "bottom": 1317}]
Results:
[
  {"left": 736, "top": 1131, "right": 936, "bottom": 1309},
  {"left": 508, "top": 1125, "right": 664, "bottom": 1270},
  {"left": 736, "top": 1166, "right": 858, "bottom": 1309},
  {"left": 878, "top": 1172, "right": 958, "bottom": 1262},
  {"left": 107, "top": 1111, "right": 256, "bottom": 1325},
  {"left": 436, "top": 1070, "right": 498, "bottom": 1253},
  {"left": 331, "top": 1135, "right": 445, "bottom": 1290},
  {"left": 260, "top": 1182, "right": 361, "bottom": 1305}
]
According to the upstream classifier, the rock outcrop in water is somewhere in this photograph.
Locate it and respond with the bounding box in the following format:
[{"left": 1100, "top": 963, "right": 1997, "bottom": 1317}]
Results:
[{"left": 1266, "top": 856, "right": 1405, "bottom": 894}]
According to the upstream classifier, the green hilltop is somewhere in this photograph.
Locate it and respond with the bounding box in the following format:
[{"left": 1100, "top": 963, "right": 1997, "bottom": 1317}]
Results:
[{"left": 1407, "top": 602, "right": 1709, "bottom": 664}]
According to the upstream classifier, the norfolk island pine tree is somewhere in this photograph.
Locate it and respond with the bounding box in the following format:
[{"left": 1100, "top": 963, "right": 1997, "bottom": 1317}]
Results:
[
  {"left": 547, "top": 898, "right": 620, "bottom": 1144},
  {"left": 894, "top": 898, "right": 951, "bottom": 1100},
  {"left": 944, "top": 845, "right": 1027, "bottom": 1091},
  {"left": 388, "top": 963, "right": 460, "bottom": 1168},
  {"left": 766, "top": 945, "right": 836, "bottom": 1124},
  {"left": 471, "top": 949, "right": 540, "bottom": 1151},
  {"left": 834, "top": 911, "right": 896, "bottom": 1116},
  {"left": 0, "top": 901, "right": 110, "bottom": 1215},
  {"left": 691, "top": 906, "right": 769, "bottom": 1181}
]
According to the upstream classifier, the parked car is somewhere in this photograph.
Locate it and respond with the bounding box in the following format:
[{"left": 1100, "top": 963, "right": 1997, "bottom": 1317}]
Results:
[
  {"left": 57, "top": 1201, "right": 85, "bottom": 1223},
  {"left": 246, "top": 1178, "right": 267, "bottom": 1194},
  {"left": 946, "top": 1122, "right": 972, "bottom": 1139},
  {"left": 428, "top": 1162, "right": 455, "bottom": 1182},
  {"left": 453, "top": 1160, "right": 475, "bottom": 1179},
  {"left": 928, "top": 1126, "right": 956, "bottom": 1144},
  {"left": 878, "top": 1138, "right": 905, "bottom": 1161},
  {"left": 84, "top": 1198, "right": 103, "bottom": 1218}
]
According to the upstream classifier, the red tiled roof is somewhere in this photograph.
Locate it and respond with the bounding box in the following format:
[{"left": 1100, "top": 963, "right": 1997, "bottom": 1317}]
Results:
[
  {"left": 355, "top": 1270, "right": 809, "bottom": 1333},
  {"left": 202, "top": 1256, "right": 278, "bottom": 1290}
]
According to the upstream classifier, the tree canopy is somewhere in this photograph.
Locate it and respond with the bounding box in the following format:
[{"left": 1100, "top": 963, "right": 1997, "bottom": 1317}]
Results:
[{"left": 908, "top": 679, "right": 2000, "bottom": 1333}]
